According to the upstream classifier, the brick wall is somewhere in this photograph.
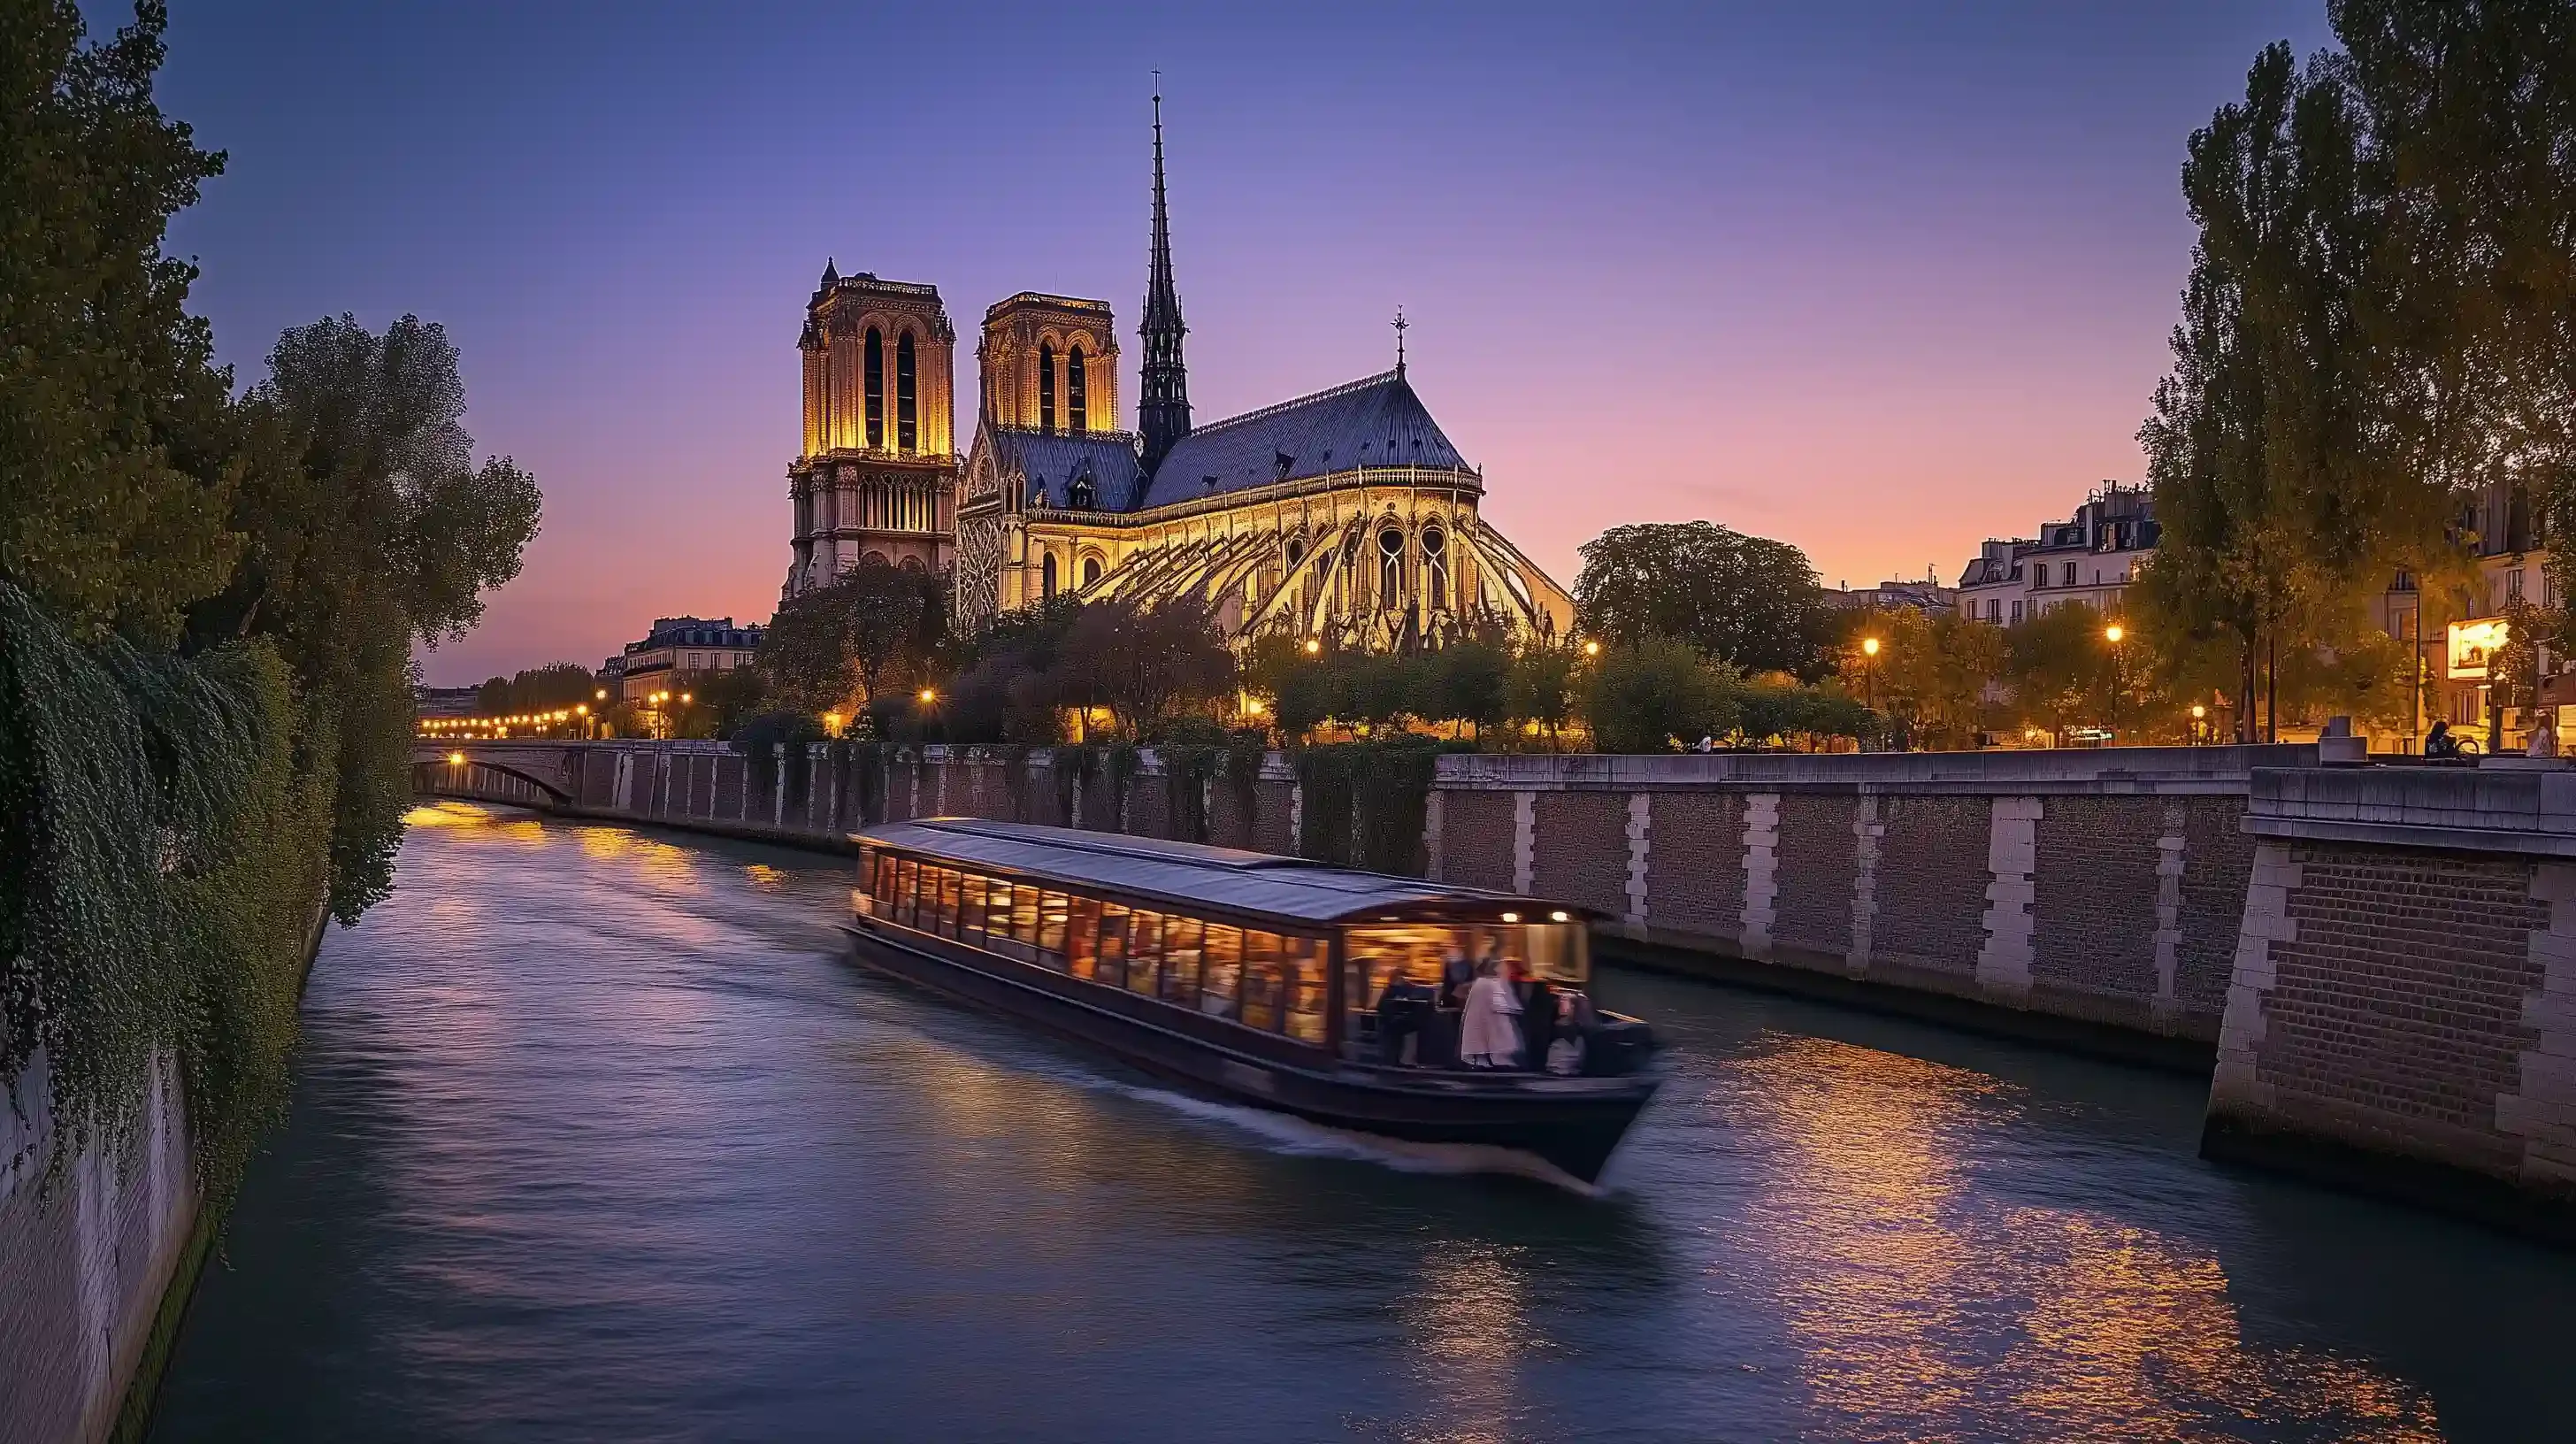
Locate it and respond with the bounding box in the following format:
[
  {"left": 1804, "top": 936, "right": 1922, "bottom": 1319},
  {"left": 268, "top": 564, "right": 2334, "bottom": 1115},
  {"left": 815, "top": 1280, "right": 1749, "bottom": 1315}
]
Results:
[
  {"left": 1869, "top": 794, "right": 1990, "bottom": 977},
  {"left": 1438, "top": 790, "right": 1518, "bottom": 893},
  {"left": 1530, "top": 792, "right": 1630, "bottom": 919},
  {"left": 2031, "top": 795, "right": 2165, "bottom": 1004},
  {"left": 1772, "top": 794, "right": 1859, "bottom": 960},
  {"left": 1642, "top": 792, "right": 1744, "bottom": 941},
  {"left": 2174, "top": 798, "right": 2255, "bottom": 1018}
]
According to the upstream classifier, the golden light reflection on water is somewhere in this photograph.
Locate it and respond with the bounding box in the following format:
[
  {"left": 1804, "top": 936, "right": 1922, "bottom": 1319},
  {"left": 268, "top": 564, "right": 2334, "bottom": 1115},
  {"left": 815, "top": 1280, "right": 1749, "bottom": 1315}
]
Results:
[
  {"left": 1401, "top": 1242, "right": 1537, "bottom": 1444},
  {"left": 1738, "top": 1035, "right": 2442, "bottom": 1442},
  {"left": 742, "top": 863, "right": 788, "bottom": 892}
]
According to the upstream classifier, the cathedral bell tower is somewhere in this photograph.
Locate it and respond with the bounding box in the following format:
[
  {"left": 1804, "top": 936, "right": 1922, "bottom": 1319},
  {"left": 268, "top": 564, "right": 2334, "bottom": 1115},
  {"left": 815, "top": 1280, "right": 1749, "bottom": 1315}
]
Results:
[
  {"left": 783, "top": 266, "right": 961, "bottom": 599},
  {"left": 1138, "top": 88, "right": 1192, "bottom": 478}
]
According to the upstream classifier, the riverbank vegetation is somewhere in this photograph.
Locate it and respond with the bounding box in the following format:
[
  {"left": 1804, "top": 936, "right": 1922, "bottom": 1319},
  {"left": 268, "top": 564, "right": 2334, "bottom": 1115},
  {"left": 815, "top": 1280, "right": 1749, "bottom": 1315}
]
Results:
[{"left": 1, "top": 2, "right": 539, "bottom": 1198}]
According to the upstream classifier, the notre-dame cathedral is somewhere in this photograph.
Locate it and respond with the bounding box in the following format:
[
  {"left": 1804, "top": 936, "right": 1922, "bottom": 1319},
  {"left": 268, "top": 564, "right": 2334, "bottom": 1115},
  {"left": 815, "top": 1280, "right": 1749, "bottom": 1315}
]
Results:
[{"left": 783, "top": 95, "right": 1572, "bottom": 649}]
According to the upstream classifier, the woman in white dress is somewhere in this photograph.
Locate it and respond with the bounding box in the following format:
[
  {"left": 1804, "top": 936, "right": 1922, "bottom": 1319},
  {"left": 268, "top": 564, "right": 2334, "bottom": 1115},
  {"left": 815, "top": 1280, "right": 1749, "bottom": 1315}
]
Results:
[{"left": 1459, "top": 957, "right": 1524, "bottom": 1069}]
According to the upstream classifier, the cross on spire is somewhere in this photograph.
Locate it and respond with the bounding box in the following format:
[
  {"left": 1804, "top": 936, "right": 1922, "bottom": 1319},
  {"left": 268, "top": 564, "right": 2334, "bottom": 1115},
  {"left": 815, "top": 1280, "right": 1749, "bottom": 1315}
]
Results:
[
  {"left": 1393, "top": 307, "right": 1408, "bottom": 377},
  {"left": 1139, "top": 76, "right": 1192, "bottom": 476}
]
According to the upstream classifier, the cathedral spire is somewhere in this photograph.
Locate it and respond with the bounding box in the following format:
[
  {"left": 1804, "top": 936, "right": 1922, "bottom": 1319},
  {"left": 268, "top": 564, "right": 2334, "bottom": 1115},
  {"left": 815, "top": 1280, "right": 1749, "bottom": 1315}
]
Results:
[{"left": 1138, "top": 79, "right": 1192, "bottom": 476}]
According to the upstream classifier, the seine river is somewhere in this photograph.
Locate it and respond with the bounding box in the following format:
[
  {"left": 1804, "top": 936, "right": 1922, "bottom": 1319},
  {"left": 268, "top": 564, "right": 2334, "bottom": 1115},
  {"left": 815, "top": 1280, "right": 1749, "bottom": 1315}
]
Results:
[{"left": 150, "top": 803, "right": 2575, "bottom": 1443}]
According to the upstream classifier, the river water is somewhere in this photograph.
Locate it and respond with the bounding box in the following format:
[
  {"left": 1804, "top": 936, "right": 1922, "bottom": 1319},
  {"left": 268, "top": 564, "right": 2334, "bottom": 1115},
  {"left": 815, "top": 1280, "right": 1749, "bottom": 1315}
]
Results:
[{"left": 149, "top": 803, "right": 2574, "bottom": 1443}]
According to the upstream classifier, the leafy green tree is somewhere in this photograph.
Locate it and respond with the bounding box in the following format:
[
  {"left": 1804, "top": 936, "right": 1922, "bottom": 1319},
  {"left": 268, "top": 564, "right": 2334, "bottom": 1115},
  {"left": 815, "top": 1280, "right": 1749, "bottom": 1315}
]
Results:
[
  {"left": 1581, "top": 640, "right": 1738, "bottom": 753},
  {"left": 0, "top": 0, "right": 241, "bottom": 643},
  {"left": 184, "top": 315, "right": 540, "bottom": 919},
  {"left": 1574, "top": 521, "right": 1834, "bottom": 679},
  {"left": 1859, "top": 608, "right": 2008, "bottom": 749},
  {"left": 1430, "top": 639, "right": 1511, "bottom": 740},
  {"left": 760, "top": 557, "right": 945, "bottom": 718},
  {"left": 1506, "top": 643, "right": 1582, "bottom": 750}
]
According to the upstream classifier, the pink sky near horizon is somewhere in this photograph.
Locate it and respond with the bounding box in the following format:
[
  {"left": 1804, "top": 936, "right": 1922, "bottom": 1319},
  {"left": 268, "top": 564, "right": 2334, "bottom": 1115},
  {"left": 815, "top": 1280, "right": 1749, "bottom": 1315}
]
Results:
[{"left": 149, "top": 2, "right": 2333, "bottom": 687}]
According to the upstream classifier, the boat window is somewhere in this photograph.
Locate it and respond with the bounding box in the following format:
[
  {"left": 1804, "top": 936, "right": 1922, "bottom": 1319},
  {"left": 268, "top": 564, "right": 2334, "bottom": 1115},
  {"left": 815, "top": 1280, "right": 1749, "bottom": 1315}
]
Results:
[
  {"left": 1162, "top": 916, "right": 1204, "bottom": 1007},
  {"left": 1283, "top": 937, "right": 1328, "bottom": 1044},
  {"left": 894, "top": 858, "right": 919, "bottom": 926},
  {"left": 1096, "top": 902, "right": 1132, "bottom": 989},
  {"left": 961, "top": 873, "right": 990, "bottom": 944},
  {"left": 1012, "top": 886, "right": 1041, "bottom": 949},
  {"left": 1126, "top": 910, "right": 1167, "bottom": 996},
  {"left": 932, "top": 868, "right": 962, "bottom": 936},
  {"left": 1239, "top": 930, "right": 1282, "bottom": 1030},
  {"left": 1067, "top": 895, "right": 1104, "bottom": 979},
  {"left": 1199, "top": 923, "right": 1240, "bottom": 1018},
  {"left": 986, "top": 879, "right": 1030, "bottom": 960},
  {"left": 1342, "top": 920, "right": 1589, "bottom": 1006},
  {"left": 1037, "top": 891, "right": 1070, "bottom": 969}
]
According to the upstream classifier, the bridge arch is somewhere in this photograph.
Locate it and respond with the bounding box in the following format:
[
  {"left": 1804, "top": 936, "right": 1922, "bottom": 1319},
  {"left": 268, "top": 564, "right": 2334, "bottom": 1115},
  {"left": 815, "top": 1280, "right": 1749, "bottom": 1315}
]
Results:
[{"left": 412, "top": 748, "right": 572, "bottom": 806}]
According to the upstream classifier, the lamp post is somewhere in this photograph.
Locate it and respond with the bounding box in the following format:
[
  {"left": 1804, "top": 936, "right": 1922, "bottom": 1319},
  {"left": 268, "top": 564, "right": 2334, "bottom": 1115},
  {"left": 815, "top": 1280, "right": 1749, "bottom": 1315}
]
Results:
[
  {"left": 2104, "top": 623, "right": 2127, "bottom": 743},
  {"left": 1860, "top": 635, "right": 1880, "bottom": 711},
  {"left": 2190, "top": 702, "right": 2206, "bottom": 746}
]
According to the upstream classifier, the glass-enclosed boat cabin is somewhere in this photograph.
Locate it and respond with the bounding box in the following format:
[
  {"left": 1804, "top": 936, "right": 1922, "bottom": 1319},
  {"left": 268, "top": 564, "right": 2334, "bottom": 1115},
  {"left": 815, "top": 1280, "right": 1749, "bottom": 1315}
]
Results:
[{"left": 850, "top": 818, "right": 1600, "bottom": 1068}]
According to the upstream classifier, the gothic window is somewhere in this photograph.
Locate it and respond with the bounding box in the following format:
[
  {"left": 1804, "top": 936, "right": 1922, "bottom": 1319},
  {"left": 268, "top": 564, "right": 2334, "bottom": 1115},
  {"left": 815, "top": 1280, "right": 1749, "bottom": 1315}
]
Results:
[
  {"left": 1038, "top": 343, "right": 1057, "bottom": 434},
  {"left": 1042, "top": 551, "right": 1058, "bottom": 599},
  {"left": 865, "top": 329, "right": 886, "bottom": 449},
  {"left": 1377, "top": 527, "right": 1405, "bottom": 611},
  {"left": 1421, "top": 526, "right": 1447, "bottom": 609},
  {"left": 896, "top": 332, "right": 918, "bottom": 452},
  {"left": 1082, "top": 554, "right": 1103, "bottom": 588},
  {"left": 1068, "top": 346, "right": 1087, "bottom": 434}
]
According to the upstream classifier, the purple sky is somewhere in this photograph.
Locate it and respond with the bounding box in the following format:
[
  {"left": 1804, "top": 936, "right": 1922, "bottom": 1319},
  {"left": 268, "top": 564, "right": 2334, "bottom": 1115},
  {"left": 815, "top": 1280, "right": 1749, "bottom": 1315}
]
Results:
[{"left": 151, "top": 1, "right": 2333, "bottom": 685}]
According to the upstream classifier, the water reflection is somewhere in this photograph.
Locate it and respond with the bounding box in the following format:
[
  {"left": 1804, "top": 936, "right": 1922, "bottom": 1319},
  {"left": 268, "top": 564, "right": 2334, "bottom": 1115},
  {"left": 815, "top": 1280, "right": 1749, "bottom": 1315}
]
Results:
[
  {"left": 150, "top": 809, "right": 2576, "bottom": 1444},
  {"left": 1729, "top": 1035, "right": 2441, "bottom": 1442}
]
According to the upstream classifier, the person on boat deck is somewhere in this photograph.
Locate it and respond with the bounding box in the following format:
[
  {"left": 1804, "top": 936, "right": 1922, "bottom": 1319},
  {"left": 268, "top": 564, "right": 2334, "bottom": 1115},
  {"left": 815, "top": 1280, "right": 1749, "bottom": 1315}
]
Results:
[
  {"left": 1460, "top": 957, "right": 1524, "bottom": 1069},
  {"left": 1513, "top": 958, "right": 1562, "bottom": 1070},
  {"left": 1376, "top": 970, "right": 1436, "bottom": 1066},
  {"left": 1428, "top": 944, "right": 1476, "bottom": 1066}
]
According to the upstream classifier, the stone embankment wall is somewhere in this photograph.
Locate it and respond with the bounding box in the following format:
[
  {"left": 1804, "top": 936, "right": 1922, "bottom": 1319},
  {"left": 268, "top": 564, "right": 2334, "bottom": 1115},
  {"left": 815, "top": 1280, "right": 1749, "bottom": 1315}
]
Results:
[
  {"left": 0, "top": 1056, "right": 197, "bottom": 1444},
  {"left": 418, "top": 741, "right": 2309, "bottom": 1062},
  {"left": 2209, "top": 765, "right": 2576, "bottom": 1237}
]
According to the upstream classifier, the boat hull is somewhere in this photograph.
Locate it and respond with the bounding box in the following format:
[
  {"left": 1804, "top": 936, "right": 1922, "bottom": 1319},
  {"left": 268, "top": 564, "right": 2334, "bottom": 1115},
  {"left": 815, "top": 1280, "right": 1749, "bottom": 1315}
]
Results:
[{"left": 841, "top": 918, "right": 1659, "bottom": 1184}]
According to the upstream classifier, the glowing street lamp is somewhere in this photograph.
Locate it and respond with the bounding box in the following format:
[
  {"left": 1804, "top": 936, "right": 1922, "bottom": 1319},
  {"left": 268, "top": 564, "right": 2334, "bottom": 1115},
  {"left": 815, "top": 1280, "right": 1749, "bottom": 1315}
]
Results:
[
  {"left": 1859, "top": 635, "right": 1881, "bottom": 716},
  {"left": 917, "top": 687, "right": 938, "bottom": 704},
  {"left": 1583, "top": 639, "right": 1602, "bottom": 657},
  {"left": 448, "top": 751, "right": 464, "bottom": 766},
  {"left": 1304, "top": 638, "right": 1322, "bottom": 656},
  {"left": 2104, "top": 624, "right": 2128, "bottom": 741},
  {"left": 2190, "top": 702, "right": 2207, "bottom": 746},
  {"left": 823, "top": 710, "right": 842, "bottom": 736}
]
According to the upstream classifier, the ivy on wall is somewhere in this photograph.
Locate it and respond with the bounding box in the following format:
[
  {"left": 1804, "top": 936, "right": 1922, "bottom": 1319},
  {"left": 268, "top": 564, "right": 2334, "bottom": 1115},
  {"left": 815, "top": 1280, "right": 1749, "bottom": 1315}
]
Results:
[
  {"left": 0, "top": 582, "right": 330, "bottom": 1207},
  {"left": 1162, "top": 747, "right": 1218, "bottom": 844},
  {"left": 1292, "top": 739, "right": 1446, "bottom": 876}
]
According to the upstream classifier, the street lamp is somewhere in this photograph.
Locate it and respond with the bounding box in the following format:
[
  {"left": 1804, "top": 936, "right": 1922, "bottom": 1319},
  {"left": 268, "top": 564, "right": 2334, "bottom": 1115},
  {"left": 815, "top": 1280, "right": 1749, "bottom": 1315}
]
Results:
[
  {"left": 823, "top": 710, "right": 842, "bottom": 736},
  {"left": 1583, "top": 639, "right": 1602, "bottom": 657},
  {"left": 447, "top": 751, "right": 464, "bottom": 766},
  {"left": 2104, "top": 624, "right": 2128, "bottom": 742},
  {"left": 1304, "top": 638, "right": 1322, "bottom": 656},
  {"left": 917, "top": 687, "right": 938, "bottom": 704},
  {"left": 2190, "top": 702, "right": 2207, "bottom": 746},
  {"left": 1859, "top": 635, "right": 1881, "bottom": 714}
]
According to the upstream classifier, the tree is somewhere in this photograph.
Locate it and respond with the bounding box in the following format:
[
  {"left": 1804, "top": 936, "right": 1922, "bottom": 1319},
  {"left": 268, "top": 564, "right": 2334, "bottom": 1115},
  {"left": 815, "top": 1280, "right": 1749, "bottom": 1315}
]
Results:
[
  {"left": 1574, "top": 521, "right": 1834, "bottom": 679},
  {"left": 1581, "top": 640, "right": 1739, "bottom": 753},
  {"left": 1430, "top": 639, "right": 1511, "bottom": 740},
  {"left": 2004, "top": 606, "right": 2117, "bottom": 745},
  {"left": 1864, "top": 608, "right": 2008, "bottom": 749},
  {"left": 476, "top": 662, "right": 597, "bottom": 718},
  {"left": 1506, "top": 643, "right": 1582, "bottom": 750},
  {"left": 176, "top": 315, "right": 540, "bottom": 919},
  {"left": 0, "top": 0, "right": 241, "bottom": 644},
  {"left": 761, "top": 557, "right": 945, "bottom": 718},
  {"left": 1054, "top": 595, "right": 1234, "bottom": 740}
]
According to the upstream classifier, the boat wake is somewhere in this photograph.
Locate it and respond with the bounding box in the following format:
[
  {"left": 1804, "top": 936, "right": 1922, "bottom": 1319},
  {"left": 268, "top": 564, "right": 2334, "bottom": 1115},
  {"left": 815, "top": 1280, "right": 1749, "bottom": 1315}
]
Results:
[{"left": 1100, "top": 1076, "right": 1607, "bottom": 1196}]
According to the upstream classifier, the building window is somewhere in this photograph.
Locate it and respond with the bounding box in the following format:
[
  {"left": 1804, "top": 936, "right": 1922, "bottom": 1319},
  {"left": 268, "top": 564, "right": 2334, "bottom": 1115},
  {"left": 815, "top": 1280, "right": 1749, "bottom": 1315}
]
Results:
[
  {"left": 1377, "top": 526, "right": 1405, "bottom": 610},
  {"left": 2063, "top": 561, "right": 2077, "bottom": 587},
  {"left": 1986, "top": 599, "right": 2000, "bottom": 623},
  {"left": 2011, "top": 600, "right": 2024, "bottom": 625},
  {"left": 1420, "top": 526, "right": 1447, "bottom": 609},
  {"left": 1041, "top": 551, "right": 1058, "bottom": 599},
  {"left": 895, "top": 332, "right": 918, "bottom": 452},
  {"left": 2510, "top": 567, "right": 2526, "bottom": 602},
  {"left": 1081, "top": 555, "right": 1102, "bottom": 588},
  {"left": 864, "top": 328, "right": 885, "bottom": 449},
  {"left": 1037, "top": 343, "right": 1056, "bottom": 434},
  {"left": 1067, "top": 346, "right": 1087, "bottom": 434}
]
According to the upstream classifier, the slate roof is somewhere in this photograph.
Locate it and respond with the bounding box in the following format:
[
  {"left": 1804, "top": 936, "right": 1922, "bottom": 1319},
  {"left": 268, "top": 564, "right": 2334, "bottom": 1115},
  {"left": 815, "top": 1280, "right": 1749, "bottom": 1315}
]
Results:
[
  {"left": 985, "top": 428, "right": 1146, "bottom": 511},
  {"left": 858, "top": 818, "right": 1588, "bottom": 926},
  {"left": 1133, "top": 370, "right": 1474, "bottom": 511}
]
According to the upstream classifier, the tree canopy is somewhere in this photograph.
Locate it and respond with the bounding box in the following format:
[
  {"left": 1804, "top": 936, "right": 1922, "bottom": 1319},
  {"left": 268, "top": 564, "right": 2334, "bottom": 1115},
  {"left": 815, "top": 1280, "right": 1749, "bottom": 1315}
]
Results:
[{"left": 1573, "top": 521, "right": 1834, "bottom": 680}]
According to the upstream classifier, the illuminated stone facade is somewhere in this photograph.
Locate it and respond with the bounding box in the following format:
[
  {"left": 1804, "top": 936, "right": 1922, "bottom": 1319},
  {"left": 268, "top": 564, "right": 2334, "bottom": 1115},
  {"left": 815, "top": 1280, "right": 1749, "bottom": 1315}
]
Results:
[
  {"left": 948, "top": 97, "right": 1571, "bottom": 646},
  {"left": 782, "top": 267, "right": 959, "bottom": 598}
]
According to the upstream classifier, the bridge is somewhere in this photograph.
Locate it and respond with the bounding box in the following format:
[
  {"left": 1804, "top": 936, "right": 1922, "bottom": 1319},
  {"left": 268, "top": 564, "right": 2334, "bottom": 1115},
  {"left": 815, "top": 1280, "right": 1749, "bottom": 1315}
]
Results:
[{"left": 413, "top": 741, "right": 585, "bottom": 806}]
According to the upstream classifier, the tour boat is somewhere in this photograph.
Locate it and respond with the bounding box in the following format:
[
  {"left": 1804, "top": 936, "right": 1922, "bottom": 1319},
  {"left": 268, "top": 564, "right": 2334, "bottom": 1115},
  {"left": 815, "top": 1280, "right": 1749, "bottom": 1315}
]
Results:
[{"left": 841, "top": 818, "right": 1663, "bottom": 1184}]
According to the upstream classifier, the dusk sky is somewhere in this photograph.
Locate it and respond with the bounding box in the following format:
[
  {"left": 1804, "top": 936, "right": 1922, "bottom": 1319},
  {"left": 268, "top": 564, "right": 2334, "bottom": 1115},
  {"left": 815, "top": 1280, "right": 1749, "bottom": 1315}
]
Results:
[{"left": 151, "top": 1, "right": 2334, "bottom": 686}]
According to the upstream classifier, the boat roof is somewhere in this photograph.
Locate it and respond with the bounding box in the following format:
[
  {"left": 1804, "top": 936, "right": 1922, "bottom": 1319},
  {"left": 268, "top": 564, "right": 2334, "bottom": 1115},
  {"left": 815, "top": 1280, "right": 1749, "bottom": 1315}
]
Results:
[{"left": 855, "top": 818, "right": 1586, "bottom": 927}]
